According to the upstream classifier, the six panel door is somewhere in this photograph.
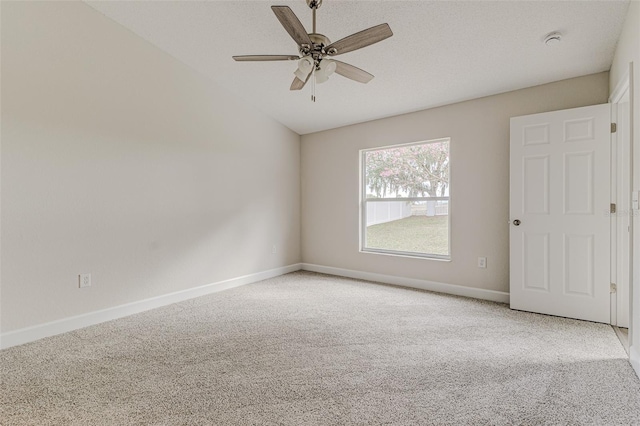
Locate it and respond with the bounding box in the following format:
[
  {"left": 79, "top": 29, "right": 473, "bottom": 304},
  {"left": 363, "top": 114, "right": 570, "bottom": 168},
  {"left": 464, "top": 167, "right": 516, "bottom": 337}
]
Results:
[{"left": 510, "top": 104, "right": 611, "bottom": 323}]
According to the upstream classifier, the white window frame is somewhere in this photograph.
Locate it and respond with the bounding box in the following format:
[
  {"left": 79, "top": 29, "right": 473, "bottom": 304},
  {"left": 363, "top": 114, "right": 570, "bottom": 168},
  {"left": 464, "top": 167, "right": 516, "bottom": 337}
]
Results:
[{"left": 360, "top": 138, "right": 451, "bottom": 260}]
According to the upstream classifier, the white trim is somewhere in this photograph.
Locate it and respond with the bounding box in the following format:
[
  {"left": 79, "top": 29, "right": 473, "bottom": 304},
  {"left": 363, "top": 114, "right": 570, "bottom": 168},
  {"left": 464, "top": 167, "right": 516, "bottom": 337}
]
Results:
[
  {"left": 609, "top": 69, "right": 630, "bottom": 103},
  {"left": 610, "top": 75, "right": 632, "bottom": 328},
  {"left": 0, "top": 263, "right": 302, "bottom": 350},
  {"left": 360, "top": 137, "right": 451, "bottom": 154},
  {"left": 366, "top": 197, "right": 450, "bottom": 202},
  {"left": 629, "top": 61, "right": 635, "bottom": 349},
  {"left": 301, "top": 263, "right": 510, "bottom": 304},
  {"left": 630, "top": 345, "right": 640, "bottom": 379},
  {"left": 359, "top": 248, "right": 451, "bottom": 261}
]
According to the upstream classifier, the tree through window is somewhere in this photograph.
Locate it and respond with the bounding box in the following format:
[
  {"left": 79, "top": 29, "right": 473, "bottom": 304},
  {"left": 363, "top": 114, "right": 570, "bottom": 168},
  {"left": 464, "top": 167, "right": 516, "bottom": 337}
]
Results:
[{"left": 361, "top": 139, "right": 450, "bottom": 258}]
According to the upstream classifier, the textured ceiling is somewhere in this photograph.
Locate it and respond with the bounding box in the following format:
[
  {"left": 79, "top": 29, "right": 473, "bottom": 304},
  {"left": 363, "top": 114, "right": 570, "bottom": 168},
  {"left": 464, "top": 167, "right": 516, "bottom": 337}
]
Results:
[{"left": 85, "top": 0, "right": 629, "bottom": 135}]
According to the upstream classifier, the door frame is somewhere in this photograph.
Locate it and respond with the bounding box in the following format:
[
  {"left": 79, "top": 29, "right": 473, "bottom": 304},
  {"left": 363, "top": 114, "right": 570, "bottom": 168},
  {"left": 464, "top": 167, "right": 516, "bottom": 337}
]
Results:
[{"left": 610, "top": 67, "right": 632, "bottom": 331}]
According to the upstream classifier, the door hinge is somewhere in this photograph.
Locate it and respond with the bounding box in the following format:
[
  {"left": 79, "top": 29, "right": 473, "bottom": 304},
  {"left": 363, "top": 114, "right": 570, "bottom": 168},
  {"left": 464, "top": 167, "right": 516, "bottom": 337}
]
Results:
[
  {"left": 610, "top": 203, "right": 616, "bottom": 214},
  {"left": 611, "top": 122, "right": 617, "bottom": 133},
  {"left": 610, "top": 283, "right": 617, "bottom": 293}
]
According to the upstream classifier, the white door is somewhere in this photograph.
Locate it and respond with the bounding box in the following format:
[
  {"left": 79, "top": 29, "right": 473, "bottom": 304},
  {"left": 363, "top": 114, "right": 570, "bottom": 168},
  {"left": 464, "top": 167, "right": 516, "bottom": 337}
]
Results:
[{"left": 510, "top": 104, "right": 611, "bottom": 323}]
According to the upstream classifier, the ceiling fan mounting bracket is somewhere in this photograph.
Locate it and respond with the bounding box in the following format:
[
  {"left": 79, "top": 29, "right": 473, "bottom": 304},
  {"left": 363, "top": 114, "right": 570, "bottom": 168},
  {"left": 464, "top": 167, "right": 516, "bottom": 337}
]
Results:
[{"left": 306, "top": 0, "right": 322, "bottom": 9}]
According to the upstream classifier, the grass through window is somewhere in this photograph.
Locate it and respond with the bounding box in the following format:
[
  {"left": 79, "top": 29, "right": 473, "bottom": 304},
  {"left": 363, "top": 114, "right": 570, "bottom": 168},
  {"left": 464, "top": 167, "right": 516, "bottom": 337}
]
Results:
[{"left": 365, "top": 215, "right": 448, "bottom": 256}]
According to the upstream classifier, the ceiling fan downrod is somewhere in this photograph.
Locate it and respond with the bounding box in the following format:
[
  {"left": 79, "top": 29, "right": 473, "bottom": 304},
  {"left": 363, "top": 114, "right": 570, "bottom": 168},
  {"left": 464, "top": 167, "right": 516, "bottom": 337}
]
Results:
[{"left": 308, "top": 0, "right": 320, "bottom": 33}]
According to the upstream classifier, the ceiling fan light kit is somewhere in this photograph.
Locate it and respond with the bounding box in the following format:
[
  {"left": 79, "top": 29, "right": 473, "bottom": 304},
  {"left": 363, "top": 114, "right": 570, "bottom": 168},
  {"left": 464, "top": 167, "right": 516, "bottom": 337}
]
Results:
[
  {"left": 294, "top": 56, "right": 314, "bottom": 80},
  {"left": 232, "top": 0, "right": 393, "bottom": 102}
]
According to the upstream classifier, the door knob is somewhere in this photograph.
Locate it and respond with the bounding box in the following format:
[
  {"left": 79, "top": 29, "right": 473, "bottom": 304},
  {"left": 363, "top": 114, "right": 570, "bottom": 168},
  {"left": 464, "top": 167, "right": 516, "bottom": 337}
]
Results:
[{"left": 512, "top": 219, "right": 521, "bottom": 226}]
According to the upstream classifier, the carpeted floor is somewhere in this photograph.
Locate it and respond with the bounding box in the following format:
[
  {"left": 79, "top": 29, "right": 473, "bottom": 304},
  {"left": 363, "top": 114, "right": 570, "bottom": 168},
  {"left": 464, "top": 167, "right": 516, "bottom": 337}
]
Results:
[{"left": 1, "top": 271, "right": 639, "bottom": 425}]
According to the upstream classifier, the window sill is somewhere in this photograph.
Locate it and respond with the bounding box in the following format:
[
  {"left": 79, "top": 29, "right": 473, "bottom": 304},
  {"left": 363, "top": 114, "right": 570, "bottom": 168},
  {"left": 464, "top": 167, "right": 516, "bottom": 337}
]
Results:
[{"left": 360, "top": 248, "right": 451, "bottom": 262}]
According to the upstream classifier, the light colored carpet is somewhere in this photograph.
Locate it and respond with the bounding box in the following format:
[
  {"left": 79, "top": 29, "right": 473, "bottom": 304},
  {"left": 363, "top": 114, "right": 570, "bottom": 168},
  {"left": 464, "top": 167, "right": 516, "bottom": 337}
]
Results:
[{"left": 1, "top": 271, "right": 639, "bottom": 425}]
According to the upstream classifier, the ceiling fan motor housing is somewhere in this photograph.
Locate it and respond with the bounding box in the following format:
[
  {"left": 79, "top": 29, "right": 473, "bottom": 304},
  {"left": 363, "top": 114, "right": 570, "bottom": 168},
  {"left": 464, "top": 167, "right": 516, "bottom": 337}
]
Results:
[{"left": 301, "top": 33, "right": 333, "bottom": 61}]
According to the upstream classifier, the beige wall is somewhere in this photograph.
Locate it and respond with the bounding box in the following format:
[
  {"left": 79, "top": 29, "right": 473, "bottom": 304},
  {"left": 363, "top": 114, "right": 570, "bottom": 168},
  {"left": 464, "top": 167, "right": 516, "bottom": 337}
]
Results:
[
  {"left": 301, "top": 72, "right": 609, "bottom": 293},
  {"left": 0, "top": 0, "right": 626, "bottom": 347},
  {"left": 0, "top": 2, "right": 301, "bottom": 332},
  {"left": 609, "top": 0, "right": 640, "bottom": 372}
]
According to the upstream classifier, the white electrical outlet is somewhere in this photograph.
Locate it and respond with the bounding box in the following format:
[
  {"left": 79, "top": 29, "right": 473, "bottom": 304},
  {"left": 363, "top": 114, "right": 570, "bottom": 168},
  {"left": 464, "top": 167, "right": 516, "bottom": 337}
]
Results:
[
  {"left": 272, "top": 245, "right": 277, "bottom": 254},
  {"left": 79, "top": 273, "right": 91, "bottom": 288},
  {"left": 477, "top": 257, "right": 487, "bottom": 269}
]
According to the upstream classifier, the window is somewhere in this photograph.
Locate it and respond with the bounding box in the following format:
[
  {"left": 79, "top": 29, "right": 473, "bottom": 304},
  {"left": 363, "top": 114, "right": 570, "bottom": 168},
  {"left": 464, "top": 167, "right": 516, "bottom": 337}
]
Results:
[{"left": 361, "top": 138, "right": 450, "bottom": 259}]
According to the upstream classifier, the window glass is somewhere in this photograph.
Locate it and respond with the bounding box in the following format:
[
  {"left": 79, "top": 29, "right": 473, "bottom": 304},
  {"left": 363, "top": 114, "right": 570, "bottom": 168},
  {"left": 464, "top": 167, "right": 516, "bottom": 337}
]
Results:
[{"left": 362, "top": 139, "right": 450, "bottom": 258}]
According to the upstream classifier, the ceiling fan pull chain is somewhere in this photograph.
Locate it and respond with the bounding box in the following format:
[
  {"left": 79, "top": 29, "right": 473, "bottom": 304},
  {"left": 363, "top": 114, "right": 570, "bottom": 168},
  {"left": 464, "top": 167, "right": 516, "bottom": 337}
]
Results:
[{"left": 311, "top": 67, "right": 316, "bottom": 102}]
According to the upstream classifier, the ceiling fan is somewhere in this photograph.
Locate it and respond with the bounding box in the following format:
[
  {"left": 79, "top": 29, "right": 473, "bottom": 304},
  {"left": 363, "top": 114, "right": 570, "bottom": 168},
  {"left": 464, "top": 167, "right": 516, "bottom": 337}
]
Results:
[{"left": 232, "top": 0, "right": 393, "bottom": 101}]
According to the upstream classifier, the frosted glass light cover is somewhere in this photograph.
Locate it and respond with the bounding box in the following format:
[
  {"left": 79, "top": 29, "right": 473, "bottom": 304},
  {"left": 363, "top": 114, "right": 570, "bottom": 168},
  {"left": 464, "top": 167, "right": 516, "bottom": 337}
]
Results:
[
  {"left": 322, "top": 59, "right": 336, "bottom": 76},
  {"left": 315, "top": 72, "right": 329, "bottom": 84},
  {"left": 298, "top": 56, "right": 314, "bottom": 73},
  {"left": 315, "top": 59, "right": 336, "bottom": 84}
]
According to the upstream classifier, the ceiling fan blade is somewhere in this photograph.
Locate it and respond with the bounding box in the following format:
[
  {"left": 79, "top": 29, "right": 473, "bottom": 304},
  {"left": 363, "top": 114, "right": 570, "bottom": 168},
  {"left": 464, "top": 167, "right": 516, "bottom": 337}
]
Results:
[
  {"left": 326, "top": 23, "right": 393, "bottom": 56},
  {"left": 333, "top": 60, "right": 374, "bottom": 84},
  {"left": 233, "top": 55, "right": 299, "bottom": 61},
  {"left": 272, "top": 6, "right": 313, "bottom": 47},
  {"left": 290, "top": 77, "right": 306, "bottom": 91},
  {"left": 290, "top": 71, "right": 312, "bottom": 90}
]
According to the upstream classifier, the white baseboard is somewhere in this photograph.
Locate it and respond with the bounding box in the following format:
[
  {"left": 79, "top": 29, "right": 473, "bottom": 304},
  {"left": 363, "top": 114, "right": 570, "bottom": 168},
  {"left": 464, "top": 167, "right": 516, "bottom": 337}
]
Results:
[
  {"left": 0, "top": 263, "right": 302, "bottom": 350},
  {"left": 631, "top": 345, "right": 640, "bottom": 380},
  {"left": 1, "top": 262, "right": 510, "bottom": 349},
  {"left": 301, "top": 263, "right": 510, "bottom": 304}
]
